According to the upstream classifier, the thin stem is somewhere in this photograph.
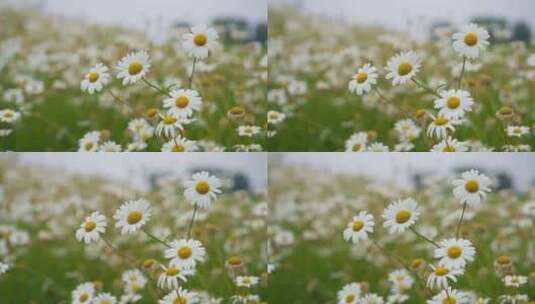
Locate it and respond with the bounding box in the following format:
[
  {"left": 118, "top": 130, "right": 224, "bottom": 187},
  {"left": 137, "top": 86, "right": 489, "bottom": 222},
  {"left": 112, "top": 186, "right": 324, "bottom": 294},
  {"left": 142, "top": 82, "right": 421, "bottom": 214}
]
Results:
[
  {"left": 411, "top": 77, "right": 441, "bottom": 98},
  {"left": 456, "top": 202, "right": 468, "bottom": 239},
  {"left": 142, "top": 77, "right": 171, "bottom": 97},
  {"left": 409, "top": 226, "right": 439, "bottom": 248},
  {"left": 457, "top": 57, "right": 466, "bottom": 89},
  {"left": 186, "top": 205, "right": 199, "bottom": 239},
  {"left": 107, "top": 89, "right": 133, "bottom": 111},
  {"left": 142, "top": 228, "right": 171, "bottom": 248},
  {"left": 374, "top": 87, "right": 413, "bottom": 118},
  {"left": 188, "top": 58, "right": 197, "bottom": 89}
]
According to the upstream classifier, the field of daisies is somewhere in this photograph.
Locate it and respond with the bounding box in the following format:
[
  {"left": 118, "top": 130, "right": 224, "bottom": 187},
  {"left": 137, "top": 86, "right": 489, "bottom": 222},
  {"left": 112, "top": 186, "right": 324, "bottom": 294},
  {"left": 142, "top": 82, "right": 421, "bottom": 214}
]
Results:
[
  {"left": 268, "top": 159, "right": 535, "bottom": 303},
  {"left": 268, "top": 8, "right": 535, "bottom": 152},
  {"left": 0, "top": 6, "right": 266, "bottom": 152},
  {"left": 0, "top": 158, "right": 268, "bottom": 303}
]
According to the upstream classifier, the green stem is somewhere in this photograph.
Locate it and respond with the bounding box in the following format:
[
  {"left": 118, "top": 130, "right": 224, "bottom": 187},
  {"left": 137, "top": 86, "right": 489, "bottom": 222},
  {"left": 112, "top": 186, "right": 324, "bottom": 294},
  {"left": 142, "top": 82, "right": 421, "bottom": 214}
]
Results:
[
  {"left": 457, "top": 57, "right": 467, "bottom": 90},
  {"left": 410, "top": 226, "right": 439, "bottom": 247},
  {"left": 142, "top": 77, "right": 171, "bottom": 97},
  {"left": 186, "top": 205, "right": 199, "bottom": 239},
  {"left": 188, "top": 58, "right": 197, "bottom": 89},
  {"left": 411, "top": 77, "right": 441, "bottom": 98},
  {"left": 142, "top": 228, "right": 171, "bottom": 248},
  {"left": 456, "top": 202, "right": 468, "bottom": 239}
]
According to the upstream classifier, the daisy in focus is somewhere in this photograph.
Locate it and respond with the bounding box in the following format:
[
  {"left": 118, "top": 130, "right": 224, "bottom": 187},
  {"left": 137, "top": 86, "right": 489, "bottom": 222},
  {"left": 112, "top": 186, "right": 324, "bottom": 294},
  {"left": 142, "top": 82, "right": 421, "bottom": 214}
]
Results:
[
  {"left": 113, "top": 199, "right": 151, "bottom": 234},
  {"left": 165, "top": 238, "right": 206, "bottom": 269},
  {"left": 452, "top": 170, "right": 491, "bottom": 206},
  {"left": 163, "top": 89, "right": 202, "bottom": 119},
  {"left": 343, "top": 211, "right": 374, "bottom": 244},
  {"left": 161, "top": 136, "right": 198, "bottom": 152},
  {"left": 426, "top": 264, "right": 463, "bottom": 290},
  {"left": 434, "top": 90, "right": 474, "bottom": 119},
  {"left": 157, "top": 264, "right": 194, "bottom": 290},
  {"left": 183, "top": 171, "right": 222, "bottom": 208},
  {"left": 434, "top": 238, "right": 476, "bottom": 270},
  {"left": 385, "top": 51, "right": 421, "bottom": 86},
  {"left": 75, "top": 211, "right": 107, "bottom": 244},
  {"left": 182, "top": 25, "right": 219, "bottom": 60},
  {"left": 158, "top": 287, "right": 199, "bottom": 304},
  {"left": 452, "top": 23, "right": 490, "bottom": 59},
  {"left": 382, "top": 198, "right": 420, "bottom": 234},
  {"left": 426, "top": 115, "right": 460, "bottom": 140},
  {"left": 116, "top": 50, "right": 151, "bottom": 85},
  {"left": 80, "top": 63, "right": 110, "bottom": 94},
  {"left": 348, "top": 64, "right": 378, "bottom": 95},
  {"left": 431, "top": 137, "right": 468, "bottom": 152}
]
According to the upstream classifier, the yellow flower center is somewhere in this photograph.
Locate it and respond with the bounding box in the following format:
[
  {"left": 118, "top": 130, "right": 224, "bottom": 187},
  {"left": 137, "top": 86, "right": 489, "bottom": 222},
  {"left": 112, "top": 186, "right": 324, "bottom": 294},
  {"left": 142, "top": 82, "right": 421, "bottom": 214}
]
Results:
[
  {"left": 443, "top": 145, "right": 456, "bottom": 152},
  {"left": 442, "top": 297, "right": 456, "bottom": 304},
  {"left": 79, "top": 293, "right": 89, "bottom": 302},
  {"left": 356, "top": 72, "right": 368, "bottom": 84},
  {"left": 464, "top": 32, "right": 478, "bottom": 46},
  {"left": 352, "top": 220, "right": 364, "bottom": 232},
  {"left": 87, "top": 72, "right": 100, "bottom": 83},
  {"left": 101, "top": 300, "right": 111, "bottom": 304},
  {"left": 127, "top": 211, "right": 142, "bottom": 224},
  {"left": 269, "top": 113, "right": 279, "bottom": 120},
  {"left": 434, "top": 116, "right": 449, "bottom": 126},
  {"left": 447, "top": 245, "right": 462, "bottom": 259},
  {"left": 397, "top": 63, "right": 413, "bottom": 76},
  {"left": 464, "top": 179, "right": 479, "bottom": 193},
  {"left": 4, "top": 111, "right": 13, "bottom": 118},
  {"left": 163, "top": 115, "right": 177, "bottom": 125},
  {"left": 175, "top": 96, "right": 189, "bottom": 108},
  {"left": 84, "top": 221, "right": 96, "bottom": 232},
  {"left": 193, "top": 33, "right": 208, "bottom": 46},
  {"left": 496, "top": 255, "right": 510, "bottom": 265},
  {"left": 435, "top": 266, "right": 449, "bottom": 276},
  {"left": 172, "top": 144, "right": 185, "bottom": 152},
  {"left": 128, "top": 62, "right": 143, "bottom": 75},
  {"left": 513, "top": 127, "right": 522, "bottom": 134},
  {"left": 173, "top": 297, "right": 187, "bottom": 304},
  {"left": 446, "top": 96, "right": 461, "bottom": 109},
  {"left": 345, "top": 294, "right": 355, "bottom": 303},
  {"left": 352, "top": 143, "right": 362, "bottom": 152},
  {"left": 395, "top": 209, "right": 411, "bottom": 224},
  {"left": 498, "top": 106, "right": 513, "bottom": 116},
  {"left": 195, "top": 181, "right": 210, "bottom": 194},
  {"left": 84, "top": 142, "right": 94, "bottom": 150},
  {"left": 228, "top": 256, "right": 242, "bottom": 266},
  {"left": 165, "top": 266, "right": 179, "bottom": 276},
  {"left": 178, "top": 246, "right": 192, "bottom": 259}
]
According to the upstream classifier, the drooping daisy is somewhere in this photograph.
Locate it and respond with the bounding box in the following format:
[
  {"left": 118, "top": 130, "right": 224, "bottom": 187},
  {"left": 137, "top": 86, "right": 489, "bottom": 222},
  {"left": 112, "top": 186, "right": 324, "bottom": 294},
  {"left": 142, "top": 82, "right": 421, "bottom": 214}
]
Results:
[
  {"left": 427, "top": 288, "right": 467, "bottom": 304},
  {"left": 394, "top": 119, "right": 421, "bottom": 142},
  {"left": 504, "top": 275, "right": 528, "bottom": 288},
  {"left": 71, "top": 282, "right": 95, "bottom": 304},
  {"left": 361, "top": 293, "right": 384, "bottom": 304},
  {"left": 336, "top": 283, "right": 362, "bottom": 304},
  {"left": 121, "top": 269, "right": 147, "bottom": 294},
  {"left": 114, "top": 199, "right": 151, "bottom": 234},
  {"left": 157, "top": 264, "right": 194, "bottom": 290},
  {"left": 452, "top": 24, "right": 490, "bottom": 59},
  {"left": 93, "top": 293, "right": 117, "bottom": 304},
  {"left": 343, "top": 211, "right": 374, "bottom": 244},
  {"left": 267, "top": 110, "right": 286, "bottom": 124},
  {"left": 155, "top": 113, "right": 189, "bottom": 139},
  {"left": 426, "top": 115, "right": 461, "bottom": 139},
  {"left": 158, "top": 287, "right": 199, "bottom": 304},
  {"left": 506, "top": 125, "right": 530, "bottom": 137},
  {"left": 385, "top": 51, "right": 421, "bottom": 86},
  {"left": 235, "top": 275, "right": 259, "bottom": 288},
  {"left": 434, "top": 90, "right": 474, "bottom": 119},
  {"left": 81, "top": 63, "right": 110, "bottom": 94},
  {"left": 78, "top": 131, "right": 101, "bottom": 152},
  {"left": 348, "top": 63, "right": 378, "bottom": 95},
  {"left": 163, "top": 89, "right": 202, "bottom": 119},
  {"left": 452, "top": 169, "right": 491, "bottom": 206},
  {"left": 388, "top": 269, "right": 414, "bottom": 293},
  {"left": 238, "top": 125, "right": 261, "bottom": 137},
  {"left": 345, "top": 132, "right": 368, "bottom": 152},
  {"left": 165, "top": 239, "right": 206, "bottom": 269},
  {"left": 426, "top": 264, "right": 463, "bottom": 290},
  {"left": 116, "top": 50, "right": 151, "bottom": 85},
  {"left": 182, "top": 25, "right": 219, "bottom": 60},
  {"left": 183, "top": 171, "right": 222, "bottom": 208},
  {"left": 431, "top": 137, "right": 468, "bottom": 152},
  {"left": 382, "top": 198, "right": 420, "bottom": 234},
  {"left": 0, "top": 109, "right": 21, "bottom": 123},
  {"left": 161, "top": 135, "right": 198, "bottom": 152},
  {"left": 75, "top": 211, "right": 107, "bottom": 244},
  {"left": 435, "top": 238, "right": 476, "bottom": 269}
]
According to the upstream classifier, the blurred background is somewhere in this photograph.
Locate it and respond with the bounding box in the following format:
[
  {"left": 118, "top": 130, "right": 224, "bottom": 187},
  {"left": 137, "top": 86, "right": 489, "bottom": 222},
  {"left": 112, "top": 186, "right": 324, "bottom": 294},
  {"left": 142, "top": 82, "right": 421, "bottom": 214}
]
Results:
[
  {"left": 271, "top": 0, "right": 535, "bottom": 43},
  {"left": 0, "top": 153, "right": 267, "bottom": 193},
  {"left": 272, "top": 153, "right": 535, "bottom": 192},
  {"left": 1, "top": 0, "right": 267, "bottom": 43}
]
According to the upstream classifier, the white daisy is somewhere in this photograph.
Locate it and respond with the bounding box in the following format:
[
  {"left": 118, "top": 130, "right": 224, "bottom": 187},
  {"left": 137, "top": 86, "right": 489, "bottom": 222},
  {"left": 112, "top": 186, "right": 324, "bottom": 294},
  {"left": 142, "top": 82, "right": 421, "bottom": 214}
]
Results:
[
  {"left": 452, "top": 169, "right": 491, "bottom": 206},
  {"left": 388, "top": 269, "right": 414, "bottom": 293},
  {"left": 267, "top": 110, "right": 286, "bottom": 124},
  {"left": 78, "top": 131, "right": 101, "bottom": 152},
  {"left": 506, "top": 126, "right": 530, "bottom": 137},
  {"left": 161, "top": 136, "right": 198, "bottom": 152},
  {"left": 337, "top": 283, "right": 362, "bottom": 304},
  {"left": 0, "top": 262, "right": 9, "bottom": 275},
  {"left": 157, "top": 264, "right": 195, "bottom": 290},
  {"left": 345, "top": 132, "right": 368, "bottom": 152},
  {"left": 366, "top": 142, "right": 390, "bottom": 152},
  {"left": 431, "top": 137, "right": 468, "bottom": 152},
  {"left": 394, "top": 119, "right": 421, "bottom": 142},
  {"left": 113, "top": 199, "right": 151, "bottom": 235},
  {"left": 93, "top": 293, "right": 117, "bottom": 304},
  {"left": 426, "top": 264, "right": 463, "bottom": 290},
  {"left": 81, "top": 63, "right": 110, "bottom": 94},
  {"left": 343, "top": 211, "right": 374, "bottom": 244},
  {"left": 98, "top": 141, "right": 122, "bottom": 152},
  {"left": 0, "top": 109, "right": 21, "bottom": 123},
  {"left": 427, "top": 115, "right": 460, "bottom": 139},
  {"left": 434, "top": 90, "right": 474, "bottom": 119},
  {"left": 235, "top": 275, "right": 259, "bottom": 288},
  {"left": 183, "top": 171, "right": 222, "bottom": 209},
  {"left": 504, "top": 275, "right": 528, "bottom": 288},
  {"left": 426, "top": 288, "right": 467, "bottom": 304},
  {"left": 238, "top": 125, "right": 261, "bottom": 137},
  {"left": 165, "top": 238, "right": 206, "bottom": 269},
  {"left": 155, "top": 113, "right": 190, "bottom": 139},
  {"left": 182, "top": 25, "right": 219, "bottom": 60},
  {"left": 158, "top": 287, "right": 199, "bottom": 304},
  {"left": 163, "top": 89, "right": 202, "bottom": 119},
  {"left": 71, "top": 282, "right": 95, "bottom": 304},
  {"left": 452, "top": 24, "right": 490, "bottom": 59},
  {"left": 116, "top": 50, "right": 151, "bottom": 85},
  {"left": 435, "top": 238, "right": 476, "bottom": 270},
  {"left": 75, "top": 211, "right": 107, "bottom": 244},
  {"left": 382, "top": 198, "right": 420, "bottom": 234},
  {"left": 349, "top": 63, "right": 378, "bottom": 95},
  {"left": 121, "top": 269, "right": 147, "bottom": 293},
  {"left": 385, "top": 51, "right": 422, "bottom": 86},
  {"left": 361, "top": 293, "right": 384, "bottom": 304}
]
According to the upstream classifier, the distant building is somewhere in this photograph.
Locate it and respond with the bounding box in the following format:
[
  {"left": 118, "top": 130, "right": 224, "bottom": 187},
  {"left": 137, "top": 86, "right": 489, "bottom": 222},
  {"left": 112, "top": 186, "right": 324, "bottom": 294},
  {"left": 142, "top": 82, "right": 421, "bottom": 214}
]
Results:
[{"left": 174, "top": 18, "right": 266, "bottom": 45}]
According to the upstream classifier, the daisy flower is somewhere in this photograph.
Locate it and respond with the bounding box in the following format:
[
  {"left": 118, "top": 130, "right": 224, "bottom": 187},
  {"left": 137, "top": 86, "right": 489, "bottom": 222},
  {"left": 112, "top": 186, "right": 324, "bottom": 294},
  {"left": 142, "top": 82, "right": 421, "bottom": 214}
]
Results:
[
  {"left": 385, "top": 51, "right": 421, "bottom": 86},
  {"left": 158, "top": 287, "right": 199, "bottom": 304},
  {"left": 93, "top": 293, "right": 117, "bottom": 304},
  {"left": 81, "top": 63, "right": 110, "bottom": 94},
  {"left": 114, "top": 199, "right": 151, "bottom": 235},
  {"left": 161, "top": 136, "right": 198, "bottom": 152},
  {"left": 238, "top": 125, "right": 261, "bottom": 137},
  {"left": 361, "top": 293, "right": 384, "bottom": 304},
  {"left": 78, "top": 131, "right": 101, "bottom": 152},
  {"left": 267, "top": 110, "right": 286, "bottom": 124},
  {"left": 452, "top": 24, "right": 490, "bottom": 59},
  {"left": 348, "top": 63, "right": 378, "bottom": 95},
  {"left": 235, "top": 275, "right": 259, "bottom": 288},
  {"left": 0, "top": 262, "right": 9, "bottom": 275},
  {"left": 163, "top": 89, "right": 202, "bottom": 119},
  {"left": 382, "top": 198, "right": 420, "bottom": 234},
  {"left": 116, "top": 50, "right": 151, "bottom": 85},
  {"left": 71, "top": 282, "right": 95, "bottom": 304},
  {"left": 431, "top": 137, "right": 468, "bottom": 152},
  {"left": 504, "top": 275, "right": 527, "bottom": 288},
  {"left": 337, "top": 283, "right": 362, "bottom": 304},
  {"left": 426, "top": 264, "right": 463, "bottom": 290},
  {"left": 394, "top": 119, "right": 421, "bottom": 142},
  {"left": 345, "top": 132, "right": 368, "bottom": 152},
  {"left": 343, "top": 211, "right": 374, "bottom": 244},
  {"left": 122, "top": 269, "right": 147, "bottom": 293},
  {"left": 427, "top": 288, "right": 467, "bottom": 304},
  {"left": 435, "top": 238, "right": 476, "bottom": 269},
  {"left": 182, "top": 25, "right": 219, "bottom": 60},
  {"left": 155, "top": 113, "right": 189, "bottom": 139},
  {"left": 75, "top": 211, "right": 107, "bottom": 244},
  {"left": 165, "top": 238, "right": 206, "bottom": 269},
  {"left": 0, "top": 109, "right": 21, "bottom": 123},
  {"left": 506, "top": 126, "right": 529, "bottom": 137},
  {"left": 388, "top": 269, "right": 414, "bottom": 293},
  {"left": 157, "top": 264, "right": 194, "bottom": 290},
  {"left": 367, "top": 142, "right": 390, "bottom": 152},
  {"left": 452, "top": 169, "right": 491, "bottom": 206},
  {"left": 183, "top": 171, "right": 222, "bottom": 208},
  {"left": 427, "top": 115, "right": 460, "bottom": 139},
  {"left": 434, "top": 90, "right": 474, "bottom": 119},
  {"left": 98, "top": 141, "right": 122, "bottom": 152}
]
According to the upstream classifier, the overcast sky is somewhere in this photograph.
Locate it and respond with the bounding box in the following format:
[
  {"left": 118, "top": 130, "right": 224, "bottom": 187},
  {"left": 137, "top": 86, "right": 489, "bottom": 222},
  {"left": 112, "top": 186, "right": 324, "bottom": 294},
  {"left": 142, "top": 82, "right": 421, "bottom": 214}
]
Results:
[
  {"left": 14, "top": 153, "right": 267, "bottom": 193},
  {"left": 271, "top": 0, "right": 535, "bottom": 40},
  {"left": 278, "top": 153, "right": 535, "bottom": 192}
]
